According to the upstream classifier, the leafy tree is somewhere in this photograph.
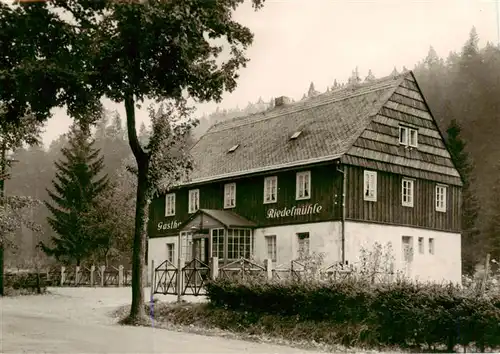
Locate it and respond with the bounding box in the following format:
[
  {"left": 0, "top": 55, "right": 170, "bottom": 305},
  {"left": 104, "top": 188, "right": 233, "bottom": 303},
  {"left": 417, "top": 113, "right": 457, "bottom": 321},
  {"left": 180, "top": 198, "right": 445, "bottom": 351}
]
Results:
[
  {"left": 446, "top": 119, "right": 480, "bottom": 273},
  {"left": 0, "top": 195, "right": 41, "bottom": 294},
  {"left": 0, "top": 110, "right": 43, "bottom": 295},
  {"left": 15, "top": 0, "right": 265, "bottom": 323},
  {"left": 40, "top": 123, "right": 110, "bottom": 266}
]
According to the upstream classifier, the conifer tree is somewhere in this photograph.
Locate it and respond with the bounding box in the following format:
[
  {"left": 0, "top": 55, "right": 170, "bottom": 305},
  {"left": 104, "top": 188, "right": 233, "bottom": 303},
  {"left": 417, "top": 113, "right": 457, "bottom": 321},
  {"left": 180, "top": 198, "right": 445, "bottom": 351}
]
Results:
[
  {"left": 446, "top": 119, "right": 480, "bottom": 273},
  {"left": 40, "top": 123, "right": 110, "bottom": 266}
]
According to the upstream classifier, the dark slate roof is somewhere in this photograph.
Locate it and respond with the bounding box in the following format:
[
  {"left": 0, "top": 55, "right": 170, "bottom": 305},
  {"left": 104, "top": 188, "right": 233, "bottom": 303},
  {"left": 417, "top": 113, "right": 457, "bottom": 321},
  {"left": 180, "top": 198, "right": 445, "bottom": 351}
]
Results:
[{"left": 186, "top": 73, "right": 408, "bottom": 184}]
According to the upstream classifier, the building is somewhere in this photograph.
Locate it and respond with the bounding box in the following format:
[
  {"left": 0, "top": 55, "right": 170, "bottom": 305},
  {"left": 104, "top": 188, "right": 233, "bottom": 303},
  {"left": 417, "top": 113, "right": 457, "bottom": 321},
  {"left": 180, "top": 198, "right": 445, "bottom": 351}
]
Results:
[{"left": 148, "top": 71, "right": 463, "bottom": 284}]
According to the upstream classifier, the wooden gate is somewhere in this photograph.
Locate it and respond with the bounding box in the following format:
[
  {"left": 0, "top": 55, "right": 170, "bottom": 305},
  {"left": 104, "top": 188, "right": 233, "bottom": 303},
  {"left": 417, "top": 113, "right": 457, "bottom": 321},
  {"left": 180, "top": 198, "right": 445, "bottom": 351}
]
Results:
[
  {"left": 152, "top": 258, "right": 211, "bottom": 296},
  {"left": 153, "top": 260, "right": 178, "bottom": 295},
  {"left": 182, "top": 258, "right": 210, "bottom": 296}
]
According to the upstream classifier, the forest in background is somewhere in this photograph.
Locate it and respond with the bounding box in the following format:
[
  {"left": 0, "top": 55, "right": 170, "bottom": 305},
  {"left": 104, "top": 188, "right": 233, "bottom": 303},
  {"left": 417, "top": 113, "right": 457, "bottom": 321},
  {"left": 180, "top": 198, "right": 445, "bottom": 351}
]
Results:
[{"left": 5, "top": 27, "right": 500, "bottom": 274}]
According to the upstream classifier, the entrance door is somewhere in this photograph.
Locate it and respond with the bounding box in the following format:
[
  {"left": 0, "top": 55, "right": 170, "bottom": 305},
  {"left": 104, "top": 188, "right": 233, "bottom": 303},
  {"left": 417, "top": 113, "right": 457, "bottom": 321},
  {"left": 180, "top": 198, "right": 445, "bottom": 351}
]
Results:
[{"left": 192, "top": 236, "right": 209, "bottom": 263}]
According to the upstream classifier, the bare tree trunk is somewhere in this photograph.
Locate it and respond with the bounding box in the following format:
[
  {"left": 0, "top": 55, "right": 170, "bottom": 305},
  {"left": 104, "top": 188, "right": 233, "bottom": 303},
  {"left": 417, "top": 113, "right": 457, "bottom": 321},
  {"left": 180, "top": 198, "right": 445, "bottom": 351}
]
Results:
[{"left": 124, "top": 94, "right": 149, "bottom": 323}]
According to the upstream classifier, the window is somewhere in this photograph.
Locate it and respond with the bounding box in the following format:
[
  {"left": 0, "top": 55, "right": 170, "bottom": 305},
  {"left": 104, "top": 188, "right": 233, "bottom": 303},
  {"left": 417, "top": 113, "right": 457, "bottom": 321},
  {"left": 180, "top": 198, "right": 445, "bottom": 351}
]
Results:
[
  {"left": 228, "top": 144, "right": 239, "bottom": 153},
  {"left": 265, "top": 235, "right": 277, "bottom": 262},
  {"left": 165, "top": 193, "right": 176, "bottom": 216},
  {"left": 418, "top": 237, "right": 424, "bottom": 254},
  {"left": 363, "top": 170, "right": 377, "bottom": 201},
  {"left": 429, "top": 238, "right": 435, "bottom": 255},
  {"left": 409, "top": 128, "right": 418, "bottom": 147},
  {"left": 399, "top": 126, "right": 418, "bottom": 147},
  {"left": 399, "top": 126, "right": 408, "bottom": 145},
  {"left": 402, "top": 178, "right": 414, "bottom": 207},
  {"left": 297, "top": 232, "right": 310, "bottom": 257},
  {"left": 227, "top": 228, "right": 252, "bottom": 260},
  {"left": 435, "top": 185, "right": 447, "bottom": 212},
  {"left": 402, "top": 236, "right": 414, "bottom": 262},
  {"left": 264, "top": 176, "right": 278, "bottom": 204},
  {"left": 224, "top": 183, "right": 236, "bottom": 208},
  {"left": 296, "top": 171, "right": 311, "bottom": 200},
  {"left": 166, "top": 243, "right": 175, "bottom": 263},
  {"left": 188, "top": 189, "right": 200, "bottom": 214},
  {"left": 180, "top": 232, "right": 193, "bottom": 260},
  {"left": 211, "top": 228, "right": 225, "bottom": 259}
]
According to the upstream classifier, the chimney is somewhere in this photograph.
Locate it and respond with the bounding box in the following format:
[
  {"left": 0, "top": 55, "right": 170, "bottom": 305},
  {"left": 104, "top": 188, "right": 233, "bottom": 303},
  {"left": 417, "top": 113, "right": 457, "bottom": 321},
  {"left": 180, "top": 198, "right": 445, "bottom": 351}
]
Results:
[{"left": 274, "top": 96, "right": 291, "bottom": 107}]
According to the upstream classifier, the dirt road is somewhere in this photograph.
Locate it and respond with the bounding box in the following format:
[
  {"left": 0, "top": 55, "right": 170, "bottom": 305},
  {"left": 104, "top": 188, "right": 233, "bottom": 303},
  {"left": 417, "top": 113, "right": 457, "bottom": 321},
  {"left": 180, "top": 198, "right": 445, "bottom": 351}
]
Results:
[{"left": 1, "top": 287, "right": 321, "bottom": 353}]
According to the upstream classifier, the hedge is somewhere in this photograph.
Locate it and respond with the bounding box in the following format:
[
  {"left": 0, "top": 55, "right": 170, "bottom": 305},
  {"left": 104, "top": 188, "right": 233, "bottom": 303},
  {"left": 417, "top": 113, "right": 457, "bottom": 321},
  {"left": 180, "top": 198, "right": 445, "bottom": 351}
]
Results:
[
  {"left": 4, "top": 271, "right": 47, "bottom": 294},
  {"left": 205, "top": 278, "right": 500, "bottom": 351}
]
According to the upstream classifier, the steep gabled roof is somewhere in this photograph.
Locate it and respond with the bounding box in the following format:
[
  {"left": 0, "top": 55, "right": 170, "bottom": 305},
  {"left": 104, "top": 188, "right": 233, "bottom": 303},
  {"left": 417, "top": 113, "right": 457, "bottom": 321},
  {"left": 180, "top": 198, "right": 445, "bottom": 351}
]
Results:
[{"left": 186, "top": 73, "right": 406, "bottom": 185}]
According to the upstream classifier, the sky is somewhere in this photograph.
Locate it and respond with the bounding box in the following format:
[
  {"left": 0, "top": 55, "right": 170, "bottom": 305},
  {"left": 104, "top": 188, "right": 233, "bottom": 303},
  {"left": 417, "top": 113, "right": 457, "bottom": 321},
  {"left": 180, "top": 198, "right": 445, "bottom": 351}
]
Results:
[{"left": 40, "top": 0, "right": 500, "bottom": 148}]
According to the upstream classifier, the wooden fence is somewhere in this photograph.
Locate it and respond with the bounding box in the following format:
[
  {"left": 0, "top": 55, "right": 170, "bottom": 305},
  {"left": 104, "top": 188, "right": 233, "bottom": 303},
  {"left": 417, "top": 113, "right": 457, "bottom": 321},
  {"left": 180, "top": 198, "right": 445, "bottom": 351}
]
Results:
[
  {"left": 5, "top": 265, "right": 142, "bottom": 288},
  {"left": 151, "top": 256, "right": 395, "bottom": 298}
]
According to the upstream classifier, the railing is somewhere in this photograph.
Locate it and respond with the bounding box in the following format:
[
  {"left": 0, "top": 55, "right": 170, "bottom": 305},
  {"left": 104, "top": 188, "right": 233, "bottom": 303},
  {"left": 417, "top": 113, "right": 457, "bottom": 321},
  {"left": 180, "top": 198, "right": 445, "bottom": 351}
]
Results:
[
  {"left": 5, "top": 265, "right": 137, "bottom": 288},
  {"left": 219, "top": 258, "right": 267, "bottom": 281}
]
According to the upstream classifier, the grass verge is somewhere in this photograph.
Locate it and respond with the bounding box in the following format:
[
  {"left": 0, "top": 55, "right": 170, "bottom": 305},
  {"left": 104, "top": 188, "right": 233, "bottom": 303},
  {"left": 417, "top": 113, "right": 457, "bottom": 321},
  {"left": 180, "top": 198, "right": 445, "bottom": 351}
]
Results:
[{"left": 112, "top": 301, "right": 408, "bottom": 353}]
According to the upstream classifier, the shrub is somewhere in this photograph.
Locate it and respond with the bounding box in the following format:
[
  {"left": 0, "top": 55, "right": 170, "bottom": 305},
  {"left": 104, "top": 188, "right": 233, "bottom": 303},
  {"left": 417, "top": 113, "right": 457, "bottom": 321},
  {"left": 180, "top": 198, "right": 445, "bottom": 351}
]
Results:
[
  {"left": 4, "top": 271, "right": 47, "bottom": 295},
  {"left": 205, "top": 276, "right": 500, "bottom": 351}
]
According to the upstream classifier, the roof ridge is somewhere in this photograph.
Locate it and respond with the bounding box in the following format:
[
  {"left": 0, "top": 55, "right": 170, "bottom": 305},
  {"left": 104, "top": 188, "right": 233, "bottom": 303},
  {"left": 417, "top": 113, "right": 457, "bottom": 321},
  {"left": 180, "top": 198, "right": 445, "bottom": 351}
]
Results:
[
  {"left": 204, "top": 72, "right": 408, "bottom": 134},
  {"left": 207, "top": 77, "right": 403, "bottom": 135}
]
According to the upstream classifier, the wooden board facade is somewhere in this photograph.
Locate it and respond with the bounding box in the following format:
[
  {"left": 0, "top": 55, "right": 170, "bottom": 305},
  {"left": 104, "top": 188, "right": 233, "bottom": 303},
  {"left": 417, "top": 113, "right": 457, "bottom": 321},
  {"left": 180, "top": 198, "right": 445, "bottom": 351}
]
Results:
[
  {"left": 344, "top": 165, "right": 461, "bottom": 232},
  {"left": 342, "top": 74, "right": 462, "bottom": 187},
  {"left": 149, "top": 163, "right": 344, "bottom": 238}
]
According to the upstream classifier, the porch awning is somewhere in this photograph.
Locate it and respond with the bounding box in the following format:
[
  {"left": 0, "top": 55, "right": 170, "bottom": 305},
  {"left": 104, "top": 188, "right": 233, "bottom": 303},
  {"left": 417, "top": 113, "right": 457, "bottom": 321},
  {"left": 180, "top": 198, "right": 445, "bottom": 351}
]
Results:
[{"left": 178, "top": 209, "right": 257, "bottom": 233}]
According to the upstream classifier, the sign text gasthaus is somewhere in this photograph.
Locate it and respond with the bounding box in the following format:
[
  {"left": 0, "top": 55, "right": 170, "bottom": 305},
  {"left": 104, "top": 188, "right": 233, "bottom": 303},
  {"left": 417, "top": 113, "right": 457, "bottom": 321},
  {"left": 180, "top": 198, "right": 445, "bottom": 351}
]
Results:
[
  {"left": 157, "top": 220, "right": 180, "bottom": 230},
  {"left": 266, "top": 203, "right": 323, "bottom": 219}
]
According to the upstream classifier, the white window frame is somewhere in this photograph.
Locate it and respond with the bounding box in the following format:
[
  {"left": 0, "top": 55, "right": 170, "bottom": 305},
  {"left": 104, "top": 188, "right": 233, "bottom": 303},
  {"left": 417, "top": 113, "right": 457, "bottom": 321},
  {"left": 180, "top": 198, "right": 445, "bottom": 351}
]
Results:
[
  {"left": 401, "top": 178, "right": 414, "bottom": 207},
  {"left": 264, "top": 176, "right": 278, "bottom": 204},
  {"left": 409, "top": 128, "right": 418, "bottom": 147},
  {"left": 435, "top": 184, "right": 447, "bottom": 213},
  {"left": 363, "top": 170, "right": 377, "bottom": 202},
  {"left": 188, "top": 189, "right": 200, "bottom": 214},
  {"left": 296, "top": 171, "right": 311, "bottom": 200},
  {"left": 399, "top": 125, "right": 418, "bottom": 147},
  {"left": 165, "top": 193, "right": 176, "bottom": 216},
  {"left": 166, "top": 243, "right": 175, "bottom": 263},
  {"left": 224, "top": 183, "right": 236, "bottom": 209},
  {"left": 265, "top": 235, "right": 277, "bottom": 262},
  {"left": 399, "top": 126, "right": 408, "bottom": 145}
]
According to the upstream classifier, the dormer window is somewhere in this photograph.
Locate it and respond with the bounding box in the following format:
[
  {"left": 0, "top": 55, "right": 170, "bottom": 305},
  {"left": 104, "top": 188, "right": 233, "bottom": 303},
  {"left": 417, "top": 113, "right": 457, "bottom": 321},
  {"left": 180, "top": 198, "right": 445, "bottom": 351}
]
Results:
[
  {"left": 228, "top": 144, "right": 239, "bottom": 153},
  {"left": 290, "top": 131, "right": 302, "bottom": 140},
  {"left": 399, "top": 125, "right": 418, "bottom": 147}
]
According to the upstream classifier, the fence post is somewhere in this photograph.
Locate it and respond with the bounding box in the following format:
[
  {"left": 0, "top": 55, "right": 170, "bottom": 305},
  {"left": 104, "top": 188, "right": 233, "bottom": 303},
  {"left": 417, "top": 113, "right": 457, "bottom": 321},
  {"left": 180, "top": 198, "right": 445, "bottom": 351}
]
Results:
[
  {"left": 60, "top": 266, "right": 66, "bottom": 286},
  {"left": 211, "top": 257, "right": 219, "bottom": 280},
  {"left": 150, "top": 260, "right": 155, "bottom": 301},
  {"left": 264, "top": 259, "right": 273, "bottom": 279},
  {"left": 176, "top": 256, "right": 185, "bottom": 303},
  {"left": 75, "top": 266, "right": 80, "bottom": 286},
  {"left": 142, "top": 266, "right": 148, "bottom": 287},
  {"left": 100, "top": 266, "right": 105, "bottom": 287},
  {"left": 118, "top": 265, "right": 124, "bottom": 287},
  {"left": 90, "top": 265, "right": 95, "bottom": 287}
]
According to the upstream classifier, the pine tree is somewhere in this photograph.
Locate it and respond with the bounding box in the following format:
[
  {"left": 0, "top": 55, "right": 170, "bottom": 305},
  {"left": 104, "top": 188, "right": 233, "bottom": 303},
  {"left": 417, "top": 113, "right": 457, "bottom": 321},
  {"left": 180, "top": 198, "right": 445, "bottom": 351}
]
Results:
[
  {"left": 486, "top": 164, "right": 500, "bottom": 264},
  {"left": 307, "top": 82, "right": 318, "bottom": 97},
  {"left": 446, "top": 119, "right": 481, "bottom": 273},
  {"left": 40, "top": 123, "right": 110, "bottom": 266}
]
